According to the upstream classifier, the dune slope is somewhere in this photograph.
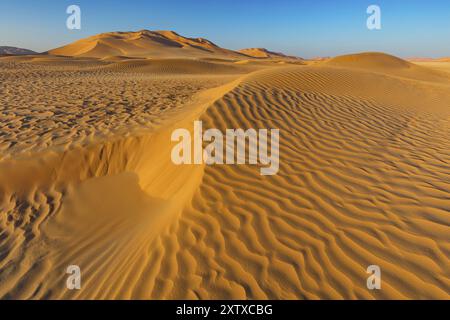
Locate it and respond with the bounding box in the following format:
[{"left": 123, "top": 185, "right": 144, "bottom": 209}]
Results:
[{"left": 162, "top": 66, "right": 450, "bottom": 299}]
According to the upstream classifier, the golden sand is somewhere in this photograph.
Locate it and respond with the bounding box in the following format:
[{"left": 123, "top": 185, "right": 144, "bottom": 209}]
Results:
[{"left": 0, "top": 48, "right": 449, "bottom": 299}]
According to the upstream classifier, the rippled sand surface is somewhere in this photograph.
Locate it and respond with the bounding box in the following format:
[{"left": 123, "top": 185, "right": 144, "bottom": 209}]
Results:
[{"left": 0, "top": 53, "right": 449, "bottom": 299}]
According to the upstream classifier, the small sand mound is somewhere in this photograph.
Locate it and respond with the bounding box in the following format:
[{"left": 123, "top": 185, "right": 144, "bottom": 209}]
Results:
[
  {"left": 327, "top": 52, "right": 412, "bottom": 69},
  {"left": 325, "top": 52, "right": 450, "bottom": 82}
]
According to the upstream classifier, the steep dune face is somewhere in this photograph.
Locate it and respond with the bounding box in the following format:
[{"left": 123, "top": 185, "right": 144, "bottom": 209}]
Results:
[
  {"left": 0, "top": 70, "right": 241, "bottom": 299},
  {"left": 48, "top": 30, "right": 244, "bottom": 59},
  {"left": 0, "top": 122, "right": 207, "bottom": 299}
]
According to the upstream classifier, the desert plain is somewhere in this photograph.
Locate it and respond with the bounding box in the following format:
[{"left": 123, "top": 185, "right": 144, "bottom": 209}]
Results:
[{"left": 0, "top": 30, "right": 449, "bottom": 299}]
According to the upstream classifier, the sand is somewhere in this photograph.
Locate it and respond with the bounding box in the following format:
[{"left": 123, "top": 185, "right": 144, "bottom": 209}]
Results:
[
  {"left": 0, "top": 48, "right": 449, "bottom": 299},
  {"left": 238, "top": 48, "right": 301, "bottom": 60},
  {"left": 414, "top": 61, "right": 450, "bottom": 74},
  {"left": 48, "top": 30, "right": 246, "bottom": 60}
]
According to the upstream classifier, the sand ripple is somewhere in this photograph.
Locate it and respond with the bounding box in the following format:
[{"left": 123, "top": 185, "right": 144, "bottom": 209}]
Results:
[{"left": 0, "top": 60, "right": 449, "bottom": 299}]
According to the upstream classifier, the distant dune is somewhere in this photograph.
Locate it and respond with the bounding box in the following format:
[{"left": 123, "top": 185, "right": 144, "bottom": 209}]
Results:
[
  {"left": 326, "top": 52, "right": 412, "bottom": 68},
  {"left": 48, "top": 30, "right": 246, "bottom": 59},
  {"left": 408, "top": 57, "right": 450, "bottom": 62},
  {"left": 0, "top": 46, "right": 37, "bottom": 55},
  {"left": 325, "top": 52, "right": 450, "bottom": 82},
  {"left": 239, "top": 48, "right": 301, "bottom": 60},
  {"left": 407, "top": 57, "right": 438, "bottom": 62},
  {"left": 48, "top": 30, "right": 302, "bottom": 62}
]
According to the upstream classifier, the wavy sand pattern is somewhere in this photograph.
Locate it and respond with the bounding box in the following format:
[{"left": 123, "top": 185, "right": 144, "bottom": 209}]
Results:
[{"left": 0, "top": 51, "right": 449, "bottom": 299}]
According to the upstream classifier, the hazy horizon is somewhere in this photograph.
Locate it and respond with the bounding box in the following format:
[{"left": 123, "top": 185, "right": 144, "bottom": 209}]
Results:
[{"left": 1, "top": 0, "right": 450, "bottom": 59}]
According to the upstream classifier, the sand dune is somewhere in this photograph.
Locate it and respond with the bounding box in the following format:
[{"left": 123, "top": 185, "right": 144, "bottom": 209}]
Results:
[
  {"left": 239, "top": 48, "right": 301, "bottom": 60},
  {"left": 409, "top": 57, "right": 450, "bottom": 63},
  {"left": 0, "top": 52, "right": 449, "bottom": 299},
  {"left": 48, "top": 30, "right": 302, "bottom": 63},
  {"left": 171, "top": 65, "right": 450, "bottom": 299},
  {"left": 325, "top": 52, "right": 450, "bottom": 83},
  {"left": 48, "top": 30, "right": 245, "bottom": 59}
]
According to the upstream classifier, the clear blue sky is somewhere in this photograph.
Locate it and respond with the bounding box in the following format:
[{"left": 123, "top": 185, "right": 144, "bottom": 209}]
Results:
[{"left": 1, "top": 0, "right": 450, "bottom": 58}]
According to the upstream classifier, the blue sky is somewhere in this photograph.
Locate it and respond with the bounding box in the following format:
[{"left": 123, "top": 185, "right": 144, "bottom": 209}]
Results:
[{"left": 1, "top": 0, "right": 450, "bottom": 58}]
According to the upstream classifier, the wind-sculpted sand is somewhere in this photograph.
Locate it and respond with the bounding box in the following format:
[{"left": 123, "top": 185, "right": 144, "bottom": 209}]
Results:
[
  {"left": 0, "top": 59, "right": 236, "bottom": 159},
  {"left": 0, "top": 52, "right": 449, "bottom": 299}
]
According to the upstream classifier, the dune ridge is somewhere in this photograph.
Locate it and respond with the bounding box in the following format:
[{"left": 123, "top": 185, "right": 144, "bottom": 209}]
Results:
[
  {"left": 0, "top": 75, "right": 243, "bottom": 299},
  {"left": 141, "top": 65, "right": 450, "bottom": 299}
]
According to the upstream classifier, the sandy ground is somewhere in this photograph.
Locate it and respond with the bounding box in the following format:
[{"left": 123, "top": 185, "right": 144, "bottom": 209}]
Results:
[
  {"left": 414, "top": 61, "right": 450, "bottom": 74},
  {"left": 0, "top": 52, "right": 449, "bottom": 299},
  {"left": 0, "top": 59, "right": 236, "bottom": 159}
]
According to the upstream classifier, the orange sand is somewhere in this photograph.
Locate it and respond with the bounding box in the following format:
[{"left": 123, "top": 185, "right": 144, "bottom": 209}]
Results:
[{"left": 0, "top": 35, "right": 449, "bottom": 299}]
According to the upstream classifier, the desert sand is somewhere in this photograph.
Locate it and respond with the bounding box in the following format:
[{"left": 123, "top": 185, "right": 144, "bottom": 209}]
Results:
[
  {"left": 414, "top": 61, "right": 450, "bottom": 74},
  {"left": 0, "top": 30, "right": 449, "bottom": 300}
]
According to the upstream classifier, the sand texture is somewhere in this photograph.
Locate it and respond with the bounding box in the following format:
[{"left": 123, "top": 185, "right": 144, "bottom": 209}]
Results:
[{"left": 0, "top": 48, "right": 449, "bottom": 299}]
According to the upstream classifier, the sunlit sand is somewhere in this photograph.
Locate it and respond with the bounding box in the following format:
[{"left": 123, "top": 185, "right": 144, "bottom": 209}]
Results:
[{"left": 1, "top": 31, "right": 449, "bottom": 299}]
